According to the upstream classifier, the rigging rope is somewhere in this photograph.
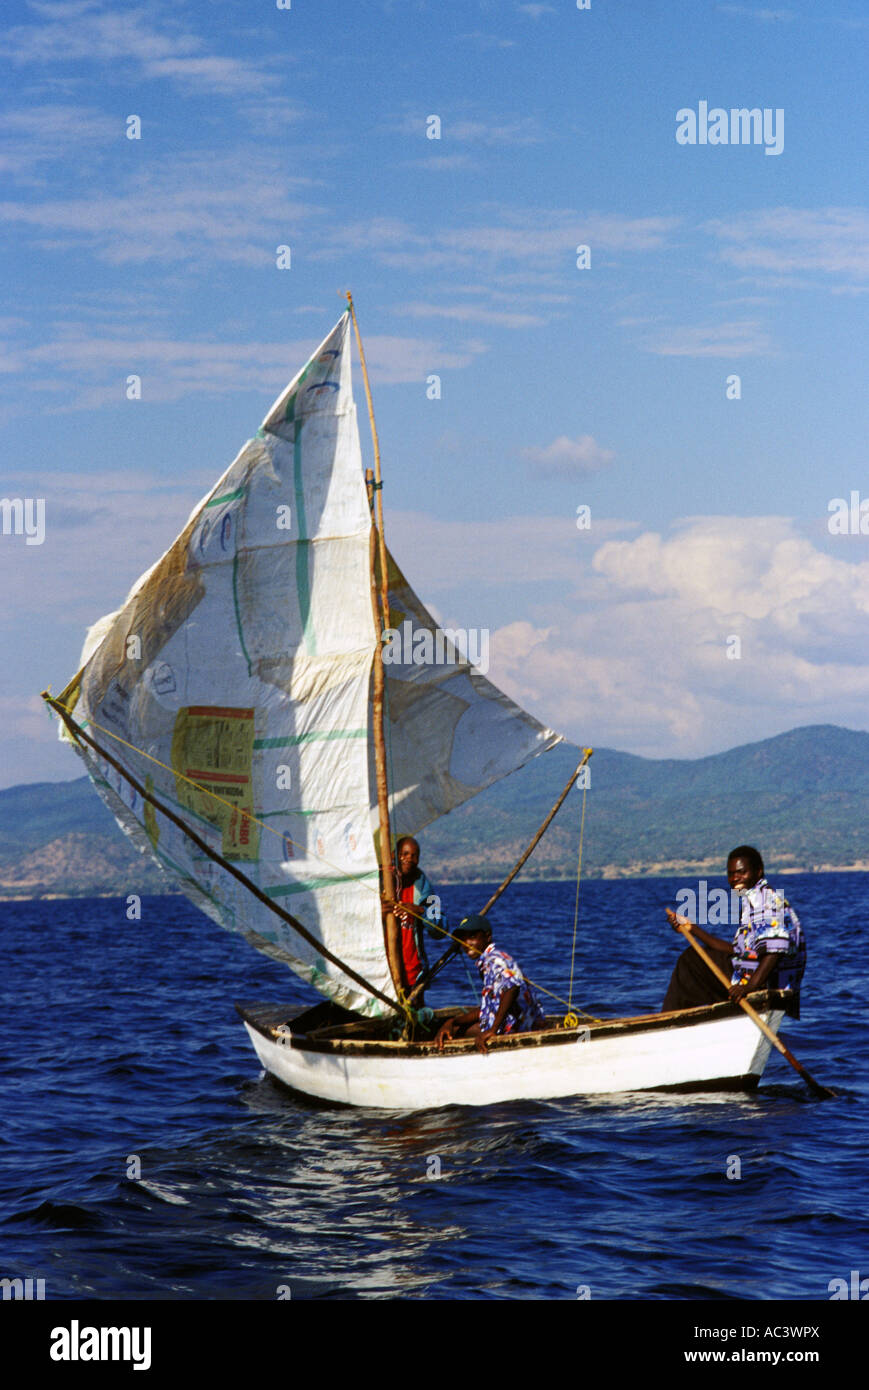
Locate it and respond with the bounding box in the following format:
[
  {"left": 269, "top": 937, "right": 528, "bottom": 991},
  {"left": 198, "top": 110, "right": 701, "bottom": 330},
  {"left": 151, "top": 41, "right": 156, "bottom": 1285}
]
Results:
[
  {"left": 43, "top": 694, "right": 600, "bottom": 1024},
  {"left": 42, "top": 693, "right": 402, "bottom": 1014},
  {"left": 45, "top": 699, "right": 368, "bottom": 888},
  {"left": 564, "top": 771, "right": 589, "bottom": 1029}
]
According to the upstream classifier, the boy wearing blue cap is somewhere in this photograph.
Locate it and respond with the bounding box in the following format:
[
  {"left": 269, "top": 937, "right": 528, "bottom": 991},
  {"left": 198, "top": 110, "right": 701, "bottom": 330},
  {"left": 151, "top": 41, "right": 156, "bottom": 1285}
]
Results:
[{"left": 434, "top": 915, "right": 544, "bottom": 1054}]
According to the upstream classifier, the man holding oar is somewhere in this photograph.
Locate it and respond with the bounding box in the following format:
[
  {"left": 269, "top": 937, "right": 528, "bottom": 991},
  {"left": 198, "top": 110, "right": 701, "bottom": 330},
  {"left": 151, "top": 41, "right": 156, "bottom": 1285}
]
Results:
[{"left": 662, "top": 845, "right": 806, "bottom": 1017}]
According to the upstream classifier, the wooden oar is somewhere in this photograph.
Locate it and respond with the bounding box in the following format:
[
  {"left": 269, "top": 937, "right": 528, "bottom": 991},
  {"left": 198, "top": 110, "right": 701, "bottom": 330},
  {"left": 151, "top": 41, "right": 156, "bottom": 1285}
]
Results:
[{"left": 672, "top": 920, "right": 835, "bottom": 1099}]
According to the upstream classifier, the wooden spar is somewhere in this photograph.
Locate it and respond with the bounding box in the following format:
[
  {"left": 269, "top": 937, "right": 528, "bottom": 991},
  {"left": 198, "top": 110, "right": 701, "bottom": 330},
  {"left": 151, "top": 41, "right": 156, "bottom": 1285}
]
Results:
[
  {"left": 346, "top": 293, "right": 403, "bottom": 999},
  {"left": 478, "top": 749, "right": 593, "bottom": 916},
  {"left": 41, "top": 692, "right": 402, "bottom": 1016},
  {"left": 407, "top": 943, "right": 459, "bottom": 1004},
  {"left": 348, "top": 296, "right": 391, "bottom": 634},
  {"left": 366, "top": 522, "right": 402, "bottom": 994},
  {"left": 672, "top": 920, "right": 835, "bottom": 1099}
]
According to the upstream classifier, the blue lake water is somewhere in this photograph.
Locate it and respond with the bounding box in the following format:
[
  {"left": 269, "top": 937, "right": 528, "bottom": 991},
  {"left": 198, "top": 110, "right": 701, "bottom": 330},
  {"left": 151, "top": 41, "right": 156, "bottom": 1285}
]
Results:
[{"left": 1, "top": 875, "right": 866, "bottom": 1301}]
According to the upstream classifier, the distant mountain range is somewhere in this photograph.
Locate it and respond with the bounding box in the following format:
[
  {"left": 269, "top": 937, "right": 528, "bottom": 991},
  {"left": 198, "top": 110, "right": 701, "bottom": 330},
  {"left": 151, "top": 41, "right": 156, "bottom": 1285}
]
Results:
[{"left": 1, "top": 724, "right": 867, "bottom": 899}]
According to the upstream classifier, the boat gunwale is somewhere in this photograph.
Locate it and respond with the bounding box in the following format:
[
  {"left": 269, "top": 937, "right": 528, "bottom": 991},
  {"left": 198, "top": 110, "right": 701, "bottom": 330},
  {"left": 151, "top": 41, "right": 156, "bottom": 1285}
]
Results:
[{"left": 236, "top": 991, "right": 788, "bottom": 1059}]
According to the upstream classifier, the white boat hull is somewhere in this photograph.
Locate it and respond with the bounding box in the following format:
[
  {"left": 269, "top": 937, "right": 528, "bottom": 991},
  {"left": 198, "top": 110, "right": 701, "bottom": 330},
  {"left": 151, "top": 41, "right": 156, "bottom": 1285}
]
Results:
[{"left": 237, "top": 998, "right": 786, "bottom": 1110}]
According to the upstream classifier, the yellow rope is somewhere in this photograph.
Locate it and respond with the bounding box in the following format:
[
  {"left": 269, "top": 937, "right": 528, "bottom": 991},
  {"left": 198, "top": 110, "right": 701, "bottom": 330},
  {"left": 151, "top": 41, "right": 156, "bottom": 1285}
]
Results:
[
  {"left": 44, "top": 696, "right": 375, "bottom": 891},
  {"left": 46, "top": 693, "right": 600, "bottom": 1023},
  {"left": 565, "top": 771, "right": 589, "bottom": 1027},
  {"left": 398, "top": 902, "right": 600, "bottom": 1023}
]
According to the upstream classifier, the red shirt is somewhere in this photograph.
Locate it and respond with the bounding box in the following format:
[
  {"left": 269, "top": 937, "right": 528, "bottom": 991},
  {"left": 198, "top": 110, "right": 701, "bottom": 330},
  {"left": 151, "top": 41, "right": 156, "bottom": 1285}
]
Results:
[{"left": 399, "top": 883, "right": 422, "bottom": 987}]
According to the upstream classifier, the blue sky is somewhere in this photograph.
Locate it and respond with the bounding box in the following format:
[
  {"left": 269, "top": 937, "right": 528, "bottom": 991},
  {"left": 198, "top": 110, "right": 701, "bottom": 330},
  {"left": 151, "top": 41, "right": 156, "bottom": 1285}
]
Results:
[{"left": 2, "top": 0, "right": 869, "bottom": 786}]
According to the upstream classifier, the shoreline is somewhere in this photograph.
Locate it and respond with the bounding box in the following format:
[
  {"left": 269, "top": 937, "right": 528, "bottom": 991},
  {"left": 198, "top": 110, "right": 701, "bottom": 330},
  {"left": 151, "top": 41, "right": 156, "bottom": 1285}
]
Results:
[{"left": 3, "top": 860, "right": 869, "bottom": 902}]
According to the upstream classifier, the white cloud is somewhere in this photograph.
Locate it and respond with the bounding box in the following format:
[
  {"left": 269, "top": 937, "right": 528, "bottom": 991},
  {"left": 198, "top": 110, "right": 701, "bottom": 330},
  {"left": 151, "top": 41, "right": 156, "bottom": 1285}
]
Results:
[
  {"left": 396, "top": 113, "right": 543, "bottom": 144},
  {"left": 405, "top": 153, "right": 476, "bottom": 171},
  {"left": 1, "top": 1, "right": 280, "bottom": 96},
  {"left": 391, "top": 512, "right": 869, "bottom": 757},
  {"left": 447, "top": 118, "right": 542, "bottom": 145},
  {"left": 0, "top": 469, "right": 216, "bottom": 636},
  {"left": 526, "top": 519, "right": 869, "bottom": 752},
  {"left": 708, "top": 208, "right": 869, "bottom": 283},
  {"left": 386, "top": 511, "right": 639, "bottom": 598},
  {"left": 459, "top": 32, "right": 518, "bottom": 49},
  {"left": 440, "top": 211, "right": 677, "bottom": 259},
  {"left": 0, "top": 693, "right": 58, "bottom": 744},
  {"left": 523, "top": 434, "right": 615, "bottom": 474},
  {"left": 593, "top": 517, "right": 869, "bottom": 630},
  {"left": 319, "top": 209, "right": 678, "bottom": 274},
  {"left": 646, "top": 319, "right": 773, "bottom": 357},
  {"left": 717, "top": 5, "right": 795, "bottom": 19},
  {"left": 0, "top": 149, "right": 320, "bottom": 264},
  {"left": 406, "top": 301, "right": 547, "bottom": 328},
  {"left": 0, "top": 103, "right": 116, "bottom": 174},
  {"left": 0, "top": 328, "right": 489, "bottom": 409},
  {"left": 141, "top": 56, "right": 274, "bottom": 95}
]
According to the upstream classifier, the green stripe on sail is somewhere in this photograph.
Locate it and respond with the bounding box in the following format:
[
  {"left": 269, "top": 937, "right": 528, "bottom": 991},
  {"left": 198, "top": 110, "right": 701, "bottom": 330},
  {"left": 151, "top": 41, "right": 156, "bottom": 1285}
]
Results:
[
  {"left": 204, "top": 487, "right": 245, "bottom": 508},
  {"left": 232, "top": 553, "right": 254, "bottom": 676},
  {"left": 293, "top": 422, "right": 316, "bottom": 656},
  {"left": 284, "top": 362, "right": 311, "bottom": 423},
  {"left": 254, "top": 729, "right": 366, "bottom": 749},
  {"left": 265, "top": 871, "right": 379, "bottom": 898}
]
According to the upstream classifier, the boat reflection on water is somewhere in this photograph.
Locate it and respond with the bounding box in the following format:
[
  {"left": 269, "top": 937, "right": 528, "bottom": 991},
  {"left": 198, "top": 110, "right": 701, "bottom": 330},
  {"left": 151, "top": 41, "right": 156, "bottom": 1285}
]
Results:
[{"left": 229, "top": 1079, "right": 486, "bottom": 1296}]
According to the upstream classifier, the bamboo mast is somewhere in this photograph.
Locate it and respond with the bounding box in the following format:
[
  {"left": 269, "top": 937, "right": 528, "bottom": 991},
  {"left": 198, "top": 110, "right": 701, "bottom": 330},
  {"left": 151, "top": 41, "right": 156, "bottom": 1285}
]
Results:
[{"left": 345, "top": 293, "right": 404, "bottom": 1001}]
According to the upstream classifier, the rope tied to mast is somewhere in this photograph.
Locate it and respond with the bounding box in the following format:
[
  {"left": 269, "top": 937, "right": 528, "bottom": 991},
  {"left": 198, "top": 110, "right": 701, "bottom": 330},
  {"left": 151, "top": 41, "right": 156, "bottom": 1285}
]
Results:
[{"left": 564, "top": 760, "right": 590, "bottom": 1029}]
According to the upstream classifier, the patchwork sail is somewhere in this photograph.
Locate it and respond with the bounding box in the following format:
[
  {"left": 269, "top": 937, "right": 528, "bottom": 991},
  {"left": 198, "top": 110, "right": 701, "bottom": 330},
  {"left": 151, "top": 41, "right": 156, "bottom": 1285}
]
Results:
[
  {"left": 379, "top": 549, "right": 562, "bottom": 836},
  {"left": 51, "top": 311, "right": 560, "bottom": 1018},
  {"left": 57, "top": 314, "right": 391, "bottom": 1015}
]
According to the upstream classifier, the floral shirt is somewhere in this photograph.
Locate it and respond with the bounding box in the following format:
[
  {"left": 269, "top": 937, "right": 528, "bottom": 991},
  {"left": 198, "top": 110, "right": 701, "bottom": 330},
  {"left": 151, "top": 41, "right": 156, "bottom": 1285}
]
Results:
[
  {"left": 477, "top": 944, "right": 544, "bottom": 1034},
  {"left": 730, "top": 878, "right": 806, "bottom": 994}
]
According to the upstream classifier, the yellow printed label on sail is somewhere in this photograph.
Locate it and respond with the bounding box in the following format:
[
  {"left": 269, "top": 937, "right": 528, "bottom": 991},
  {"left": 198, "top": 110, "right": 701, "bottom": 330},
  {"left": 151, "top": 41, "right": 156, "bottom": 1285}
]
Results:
[{"left": 171, "top": 706, "right": 259, "bottom": 861}]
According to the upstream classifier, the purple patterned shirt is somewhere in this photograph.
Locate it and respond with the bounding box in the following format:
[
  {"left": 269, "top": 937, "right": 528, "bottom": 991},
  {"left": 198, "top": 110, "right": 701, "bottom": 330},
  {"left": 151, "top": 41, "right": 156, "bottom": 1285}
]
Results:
[
  {"left": 477, "top": 944, "right": 544, "bottom": 1034},
  {"left": 731, "top": 878, "right": 806, "bottom": 994}
]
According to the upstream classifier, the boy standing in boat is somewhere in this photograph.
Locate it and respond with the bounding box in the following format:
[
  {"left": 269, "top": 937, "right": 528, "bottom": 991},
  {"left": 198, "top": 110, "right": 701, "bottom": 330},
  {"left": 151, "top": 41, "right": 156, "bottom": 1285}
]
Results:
[
  {"left": 662, "top": 845, "right": 806, "bottom": 1017},
  {"left": 435, "top": 915, "right": 544, "bottom": 1053},
  {"left": 390, "top": 835, "right": 445, "bottom": 997}
]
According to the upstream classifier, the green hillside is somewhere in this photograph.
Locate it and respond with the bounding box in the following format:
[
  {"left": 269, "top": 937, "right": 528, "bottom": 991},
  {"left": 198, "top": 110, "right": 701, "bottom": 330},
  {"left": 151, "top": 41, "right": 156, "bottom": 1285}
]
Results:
[
  {"left": 1, "top": 724, "right": 867, "bottom": 898},
  {"left": 420, "top": 724, "right": 869, "bottom": 880}
]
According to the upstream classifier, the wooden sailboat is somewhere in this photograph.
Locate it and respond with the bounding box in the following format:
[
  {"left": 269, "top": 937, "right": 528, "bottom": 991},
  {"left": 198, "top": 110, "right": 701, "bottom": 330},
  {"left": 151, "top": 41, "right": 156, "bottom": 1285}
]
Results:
[
  {"left": 235, "top": 998, "right": 787, "bottom": 1108},
  {"left": 43, "top": 303, "right": 791, "bottom": 1109}
]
